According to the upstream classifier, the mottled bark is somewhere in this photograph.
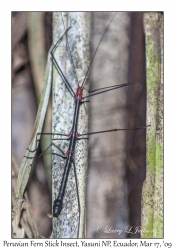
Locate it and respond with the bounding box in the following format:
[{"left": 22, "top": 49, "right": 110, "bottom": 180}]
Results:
[{"left": 51, "top": 12, "right": 90, "bottom": 238}]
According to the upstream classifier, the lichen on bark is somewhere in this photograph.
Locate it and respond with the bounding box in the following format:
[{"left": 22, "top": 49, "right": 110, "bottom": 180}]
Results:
[{"left": 141, "top": 12, "right": 163, "bottom": 238}]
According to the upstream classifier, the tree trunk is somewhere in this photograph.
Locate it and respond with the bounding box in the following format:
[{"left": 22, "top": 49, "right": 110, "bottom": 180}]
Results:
[
  {"left": 51, "top": 12, "right": 90, "bottom": 238},
  {"left": 141, "top": 12, "right": 163, "bottom": 238}
]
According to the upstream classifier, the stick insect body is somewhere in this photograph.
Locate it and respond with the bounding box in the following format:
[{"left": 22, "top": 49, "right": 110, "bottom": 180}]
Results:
[{"left": 47, "top": 30, "right": 133, "bottom": 218}]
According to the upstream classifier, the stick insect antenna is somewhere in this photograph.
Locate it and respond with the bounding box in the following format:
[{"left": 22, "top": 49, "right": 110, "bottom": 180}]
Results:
[{"left": 81, "top": 12, "right": 117, "bottom": 89}]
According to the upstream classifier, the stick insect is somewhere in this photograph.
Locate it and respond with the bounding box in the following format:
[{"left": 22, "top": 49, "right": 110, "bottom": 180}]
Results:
[{"left": 15, "top": 12, "right": 149, "bottom": 238}]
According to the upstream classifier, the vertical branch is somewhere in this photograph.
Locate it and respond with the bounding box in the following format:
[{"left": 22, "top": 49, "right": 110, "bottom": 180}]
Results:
[
  {"left": 28, "top": 12, "right": 46, "bottom": 99},
  {"left": 51, "top": 12, "right": 90, "bottom": 238},
  {"left": 16, "top": 52, "right": 52, "bottom": 199},
  {"left": 28, "top": 12, "right": 52, "bottom": 192},
  {"left": 14, "top": 50, "right": 52, "bottom": 237},
  {"left": 141, "top": 12, "right": 163, "bottom": 238}
]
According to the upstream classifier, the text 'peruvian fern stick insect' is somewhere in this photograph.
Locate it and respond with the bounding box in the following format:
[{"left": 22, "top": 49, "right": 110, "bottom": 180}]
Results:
[{"left": 19, "top": 12, "right": 149, "bottom": 238}]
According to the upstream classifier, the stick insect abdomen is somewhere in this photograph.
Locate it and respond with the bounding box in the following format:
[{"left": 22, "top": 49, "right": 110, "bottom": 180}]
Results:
[
  {"left": 53, "top": 87, "right": 83, "bottom": 218},
  {"left": 53, "top": 161, "right": 71, "bottom": 217}
]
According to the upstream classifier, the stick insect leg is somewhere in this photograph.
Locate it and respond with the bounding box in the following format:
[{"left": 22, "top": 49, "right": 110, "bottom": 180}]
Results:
[
  {"left": 88, "top": 82, "right": 133, "bottom": 93},
  {"left": 78, "top": 125, "right": 150, "bottom": 137},
  {"left": 77, "top": 137, "right": 89, "bottom": 141},
  {"left": 72, "top": 160, "right": 80, "bottom": 238},
  {"left": 50, "top": 28, "right": 75, "bottom": 97},
  {"left": 27, "top": 132, "right": 70, "bottom": 154},
  {"left": 25, "top": 142, "right": 67, "bottom": 160},
  {"left": 83, "top": 82, "right": 133, "bottom": 99},
  {"left": 61, "top": 13, "right": 79, "bottom": 87}
]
